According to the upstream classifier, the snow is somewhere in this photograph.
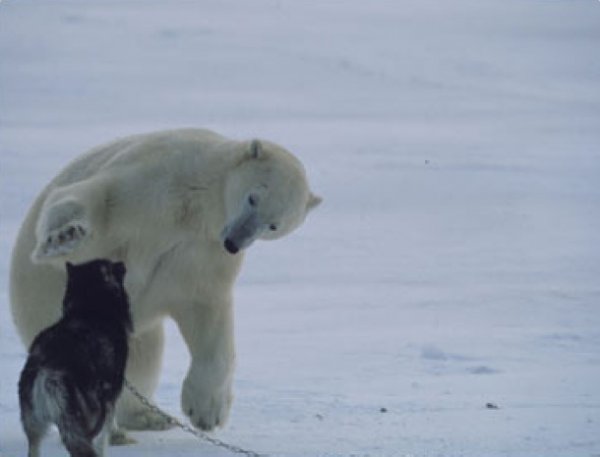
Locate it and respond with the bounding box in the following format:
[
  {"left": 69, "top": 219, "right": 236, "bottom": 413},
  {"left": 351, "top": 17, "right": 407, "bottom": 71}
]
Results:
[{"left": 1, "top": 1, "right": 600, "bottom": 456}]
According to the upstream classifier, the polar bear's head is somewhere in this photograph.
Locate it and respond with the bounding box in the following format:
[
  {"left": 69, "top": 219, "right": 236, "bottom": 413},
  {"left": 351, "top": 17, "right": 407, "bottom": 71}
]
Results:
[{"left": 222, "top": 139, "right": 321, "bottom": 254}]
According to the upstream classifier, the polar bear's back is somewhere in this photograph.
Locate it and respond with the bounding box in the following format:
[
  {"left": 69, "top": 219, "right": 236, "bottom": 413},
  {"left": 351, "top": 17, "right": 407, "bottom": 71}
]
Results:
[{"left": 52, "top": 128, "right": 228, "bottom": 188}]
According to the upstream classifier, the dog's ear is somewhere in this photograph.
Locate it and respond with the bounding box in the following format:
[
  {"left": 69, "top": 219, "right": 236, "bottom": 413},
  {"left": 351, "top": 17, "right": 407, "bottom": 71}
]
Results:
[{"left": 112, "top": 261, "right": 126, "bottom": 283}]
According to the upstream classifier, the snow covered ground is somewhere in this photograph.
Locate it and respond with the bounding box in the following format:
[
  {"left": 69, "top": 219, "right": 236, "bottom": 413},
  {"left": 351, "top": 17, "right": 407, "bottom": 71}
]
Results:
[{"left": 1, "top": 1, "right": 600, "bottom": 456}]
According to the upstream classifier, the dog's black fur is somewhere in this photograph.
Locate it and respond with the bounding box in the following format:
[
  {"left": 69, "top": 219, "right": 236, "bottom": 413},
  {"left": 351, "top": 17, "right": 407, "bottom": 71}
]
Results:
[{"left": 18, "top": 259, "right": 132, "bottom": 457}]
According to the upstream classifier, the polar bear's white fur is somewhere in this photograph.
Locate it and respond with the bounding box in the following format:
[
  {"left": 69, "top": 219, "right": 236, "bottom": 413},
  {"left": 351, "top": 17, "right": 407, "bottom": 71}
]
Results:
[{"left": 10, "top": 128, "right": 320, "bottom": 434}]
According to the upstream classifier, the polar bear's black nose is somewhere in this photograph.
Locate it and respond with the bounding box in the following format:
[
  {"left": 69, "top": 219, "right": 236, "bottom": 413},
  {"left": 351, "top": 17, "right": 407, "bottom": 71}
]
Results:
[{"left": 224, "top": 239, "right": 239, "bottom": 254}]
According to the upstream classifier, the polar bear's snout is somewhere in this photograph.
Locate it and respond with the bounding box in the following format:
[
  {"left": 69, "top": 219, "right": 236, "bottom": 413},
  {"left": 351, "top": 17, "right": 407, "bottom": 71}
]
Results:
[
  {"left": 224, "top": 238, "right": 239, "bottom": 254},
  {"left": 221, "top": 210, "right": 262, "bottom": 255}
]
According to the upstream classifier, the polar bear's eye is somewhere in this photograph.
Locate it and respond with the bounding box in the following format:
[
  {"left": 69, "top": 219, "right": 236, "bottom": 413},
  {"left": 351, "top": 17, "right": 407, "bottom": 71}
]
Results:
[
  {"left": 248, "top": 195, "right": 257, "bottom": 207},
  {"left": 269, "top": 224, "right": 278, "bottom": 231}
]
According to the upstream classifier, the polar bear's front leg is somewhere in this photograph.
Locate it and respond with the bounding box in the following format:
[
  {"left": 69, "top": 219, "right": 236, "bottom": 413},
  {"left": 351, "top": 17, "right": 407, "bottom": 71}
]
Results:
[{"left": 173, "top": 302, "right": 235, "bottom": 431}]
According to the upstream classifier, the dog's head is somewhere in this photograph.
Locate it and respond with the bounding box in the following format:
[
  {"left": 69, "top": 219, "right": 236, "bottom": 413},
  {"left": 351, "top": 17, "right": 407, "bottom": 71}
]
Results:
[{"left": 64, "top": 259, "right": 132, "bottom": 331}]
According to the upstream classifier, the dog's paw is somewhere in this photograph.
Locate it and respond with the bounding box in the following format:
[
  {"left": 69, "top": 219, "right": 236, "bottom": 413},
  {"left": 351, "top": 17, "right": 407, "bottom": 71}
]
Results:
[
  {"left": 109, "top": 428, "right": 136, "bottom": 446},
  {"left": 181, "top": 379, "right": 232, "bottom": 431},
  {"left": 118, "top": 408, "right": 175, "bottom": 431}
]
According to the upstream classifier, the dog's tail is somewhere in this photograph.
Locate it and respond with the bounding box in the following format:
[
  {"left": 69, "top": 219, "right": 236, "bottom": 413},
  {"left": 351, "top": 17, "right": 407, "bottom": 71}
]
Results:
[{"left": 71, "top": 381, "right": 107, "bottom": 438}]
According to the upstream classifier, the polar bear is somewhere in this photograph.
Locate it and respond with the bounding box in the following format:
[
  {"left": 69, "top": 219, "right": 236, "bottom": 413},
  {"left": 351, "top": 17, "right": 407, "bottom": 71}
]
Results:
[{"left": 9, "top": 128, "right": 321, "bottom": 436}]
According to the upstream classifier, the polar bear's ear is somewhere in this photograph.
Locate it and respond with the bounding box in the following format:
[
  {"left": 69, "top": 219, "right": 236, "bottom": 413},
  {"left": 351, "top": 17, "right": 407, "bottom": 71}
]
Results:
[
  {"left": 31, "top": 198, "right": 91, "bottom": 264},
  {"left": 307, "top": 193, "right": 322, "bottom": 212},
  {"left": 249, "top": 139, "right": 264, "bottom": 160}
]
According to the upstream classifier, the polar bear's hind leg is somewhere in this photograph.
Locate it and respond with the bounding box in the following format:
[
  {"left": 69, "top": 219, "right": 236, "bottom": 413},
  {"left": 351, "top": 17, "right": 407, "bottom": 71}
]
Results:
[
  {"left": 31, "top": 199, "right": 90, "bottom": 262},
  {"left": 39, "top": 222, "right": 88, "bottom": 258},
  {"left": 115, "top": 324, "right": 173, "bottom": 431}
]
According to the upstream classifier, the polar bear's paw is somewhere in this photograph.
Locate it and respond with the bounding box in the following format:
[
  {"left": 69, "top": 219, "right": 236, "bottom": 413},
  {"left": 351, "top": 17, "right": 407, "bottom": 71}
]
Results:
[
  {"left": 181, "top": 380, "right": 232, "bottom": 431},
  {"left": 32, "top": 198, "right": 91, "bottom": 262},
  {"left": 119, "top": 408, "right": 175, "bottom": 431},
  {"left": 109, "top": 428, "right": 137, "bottom": 446},
  {"left": 39, "top": 223, "right": 87, "bottom": 258}
]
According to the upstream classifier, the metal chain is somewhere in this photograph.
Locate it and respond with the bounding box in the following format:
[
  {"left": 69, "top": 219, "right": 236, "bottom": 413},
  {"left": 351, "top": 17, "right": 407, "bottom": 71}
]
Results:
[{"left": 124, "top": 379, "right": 267, "bottom": 457}]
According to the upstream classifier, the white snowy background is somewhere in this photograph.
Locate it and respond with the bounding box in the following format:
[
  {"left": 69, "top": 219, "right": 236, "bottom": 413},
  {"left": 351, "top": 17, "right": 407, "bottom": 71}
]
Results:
[{"left": 1, "top": 1, "right": 599, "bottom": 456}]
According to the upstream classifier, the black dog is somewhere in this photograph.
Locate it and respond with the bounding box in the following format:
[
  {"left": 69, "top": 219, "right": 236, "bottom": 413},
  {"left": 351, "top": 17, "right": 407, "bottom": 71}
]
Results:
[{"left": 19, "top": 260, "right": 132, "bottom": 457}]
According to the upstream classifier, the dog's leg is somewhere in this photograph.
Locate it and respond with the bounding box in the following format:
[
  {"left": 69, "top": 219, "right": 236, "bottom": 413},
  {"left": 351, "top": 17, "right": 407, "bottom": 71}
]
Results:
[
  {"left": 64, "top": 443, "right": 97, "bottom": 457},
  {"left": 22, "top": 414, "right": 48, "bottom": 457},
  {"left": 93, "top": 404, "right": 115, "bottom": 457},
  {"left": 115, "top": 324, "right": 173, "bottom": 432},
  {"left": 56, "top": 399, "right": 98, "bottom": 457},
  {"left": 20, "top": 382, "right": 50, "bottom": 457},
  {"left": 58, "top": 420, "right": 98, "bottom": 457}
]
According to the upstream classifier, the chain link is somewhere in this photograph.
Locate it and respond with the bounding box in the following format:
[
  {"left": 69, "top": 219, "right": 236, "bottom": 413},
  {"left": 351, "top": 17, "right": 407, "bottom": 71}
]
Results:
[{"left": 124, "top": 379, "right": 267, "bottom": 457}]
